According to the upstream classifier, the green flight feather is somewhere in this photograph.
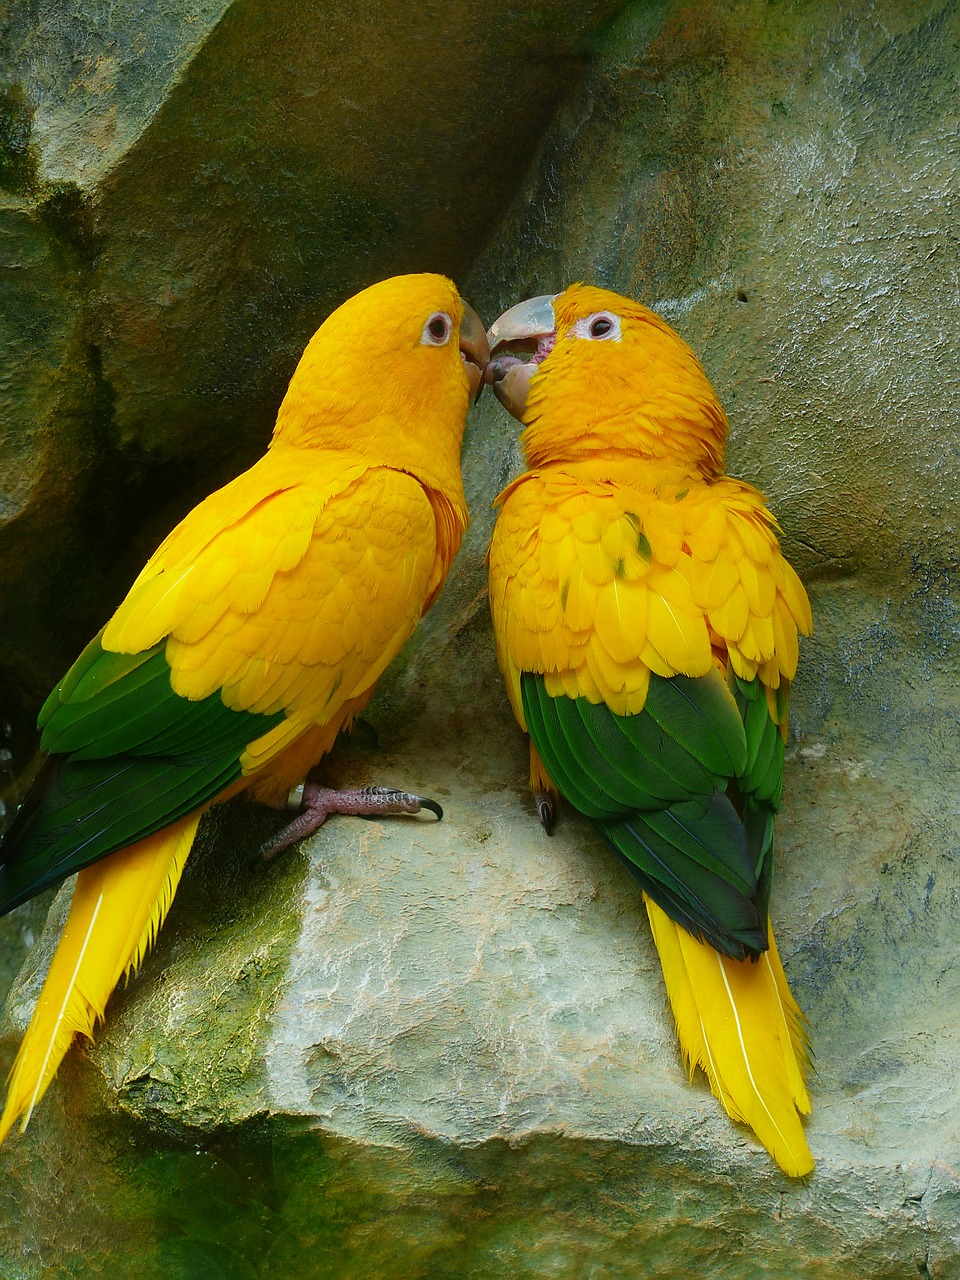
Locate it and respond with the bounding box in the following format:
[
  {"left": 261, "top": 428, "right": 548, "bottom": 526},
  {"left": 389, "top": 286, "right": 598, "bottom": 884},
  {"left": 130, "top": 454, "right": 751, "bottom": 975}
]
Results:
[
  {"left": 0, "top": 635, "right": 284, "bottom": 915},
  {"left": 733, "top": 676, "right": 786, "bottom": 809},
  {"left": 41, "top": 638, "right": 156, "bottom": 724},
  {"left": 521, "top": 669, "right": 778, "bottom": 959},
  {"left": 749, "top": 719, "right": 780, "bottom": 798},
  {"left": 756, "top": 739, "right": 785, "bottom": 810},
  {"left": 554, "top": 697, "right": 665, "bottom": 811},
  {"left": 522, "top": 676, "right": 623, "bottom": 819},
  {"left": 598, "top": 803, "right": 765, "bottom": 958},
  {"left": 600, "top": 698, "right": 718, "bottom": 797},
  {"left": 742, "top": 687, "right": 774, "bottom": 776},
  {"left": 644, "top": 796, "right": 755, "bottom": 897},
  {"left": 572, "top": 698, "right": 694, "bottom": 804},
  {"left": 745, "top": 799, "right": 776, "bottom": 919},
  {"left": 644, "top": 669, "right": 748, "bottom": 778}
]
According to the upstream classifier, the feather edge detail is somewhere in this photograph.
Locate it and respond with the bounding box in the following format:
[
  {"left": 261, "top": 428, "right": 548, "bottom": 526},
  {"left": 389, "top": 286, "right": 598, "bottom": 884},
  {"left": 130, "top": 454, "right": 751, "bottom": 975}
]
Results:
[
  {"left": 0, "top": 813, "right": 201, "bottom": 1144},
  {"left": 644, "top": 894, "right": 813, "bottom": 1177}
]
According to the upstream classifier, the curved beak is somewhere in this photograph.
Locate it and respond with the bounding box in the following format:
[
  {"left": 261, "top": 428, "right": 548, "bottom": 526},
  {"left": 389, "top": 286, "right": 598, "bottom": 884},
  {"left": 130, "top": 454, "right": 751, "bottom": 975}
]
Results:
[
  {"left": 483, "top": 294, "right": 558, "bottom": 420},
  {"left": 459, "top": 303, "right": 490, "bottom": 401}
]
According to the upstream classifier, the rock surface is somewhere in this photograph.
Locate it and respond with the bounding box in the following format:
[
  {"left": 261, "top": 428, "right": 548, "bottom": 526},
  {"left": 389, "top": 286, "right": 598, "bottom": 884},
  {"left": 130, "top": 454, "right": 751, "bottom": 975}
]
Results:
[{"left": 2, "top": 1, "right": 960, "bottom": 1277}]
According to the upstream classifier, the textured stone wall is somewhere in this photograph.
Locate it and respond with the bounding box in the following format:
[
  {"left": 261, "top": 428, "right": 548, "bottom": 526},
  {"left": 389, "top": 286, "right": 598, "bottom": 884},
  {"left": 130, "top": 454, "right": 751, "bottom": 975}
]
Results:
[{"left": 2, "top": 2, "right": 959, "bottom": 1277}]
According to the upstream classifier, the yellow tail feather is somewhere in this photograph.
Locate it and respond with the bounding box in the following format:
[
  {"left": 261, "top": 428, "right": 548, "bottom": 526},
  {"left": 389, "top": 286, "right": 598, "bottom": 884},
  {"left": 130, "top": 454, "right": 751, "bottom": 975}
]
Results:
[
  {"left": 644, "top": 895, "right": 813, "bottom": 1177},
  {"left": 0, "top": 814, "right": 201, "bottom": 1143}
]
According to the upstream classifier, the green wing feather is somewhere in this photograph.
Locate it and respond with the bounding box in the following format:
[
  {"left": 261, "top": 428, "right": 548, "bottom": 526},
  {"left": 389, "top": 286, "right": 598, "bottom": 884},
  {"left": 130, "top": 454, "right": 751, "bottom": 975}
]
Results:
[
  {"left": 0, "top": 632, "right": 284, "bottom": 914},
  {"left": 731, "top": 673, "right": 787, "bottom": 917},
  {"left": 523, "top": 676, "right": 626, "bottom": 819},
  {"left": 643, "top": 673, "right": 748, "bottom": 778},
  {"left": 521, "top": 667, "right": 786, "bottom": 961}
]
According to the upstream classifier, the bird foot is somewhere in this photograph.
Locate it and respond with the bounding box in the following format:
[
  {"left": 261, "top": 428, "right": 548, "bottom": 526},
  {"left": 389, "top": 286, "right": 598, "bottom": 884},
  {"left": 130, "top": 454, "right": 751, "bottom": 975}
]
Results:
[
  {"left": 535, "top": 790, "right": 556, "bottom": 836},
  {"left": 260, "top": 783, "right": 443, "bottom": 860}
]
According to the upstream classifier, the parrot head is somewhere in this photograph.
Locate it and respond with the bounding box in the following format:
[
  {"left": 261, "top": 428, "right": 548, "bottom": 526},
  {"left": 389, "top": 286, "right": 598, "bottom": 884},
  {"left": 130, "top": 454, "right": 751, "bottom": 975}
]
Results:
[
  {"left": 485, "top": 284, "right": 728, "bottom": 476},
  {"left": 273, "top": 273, "right": 488, "bottom": 495}
]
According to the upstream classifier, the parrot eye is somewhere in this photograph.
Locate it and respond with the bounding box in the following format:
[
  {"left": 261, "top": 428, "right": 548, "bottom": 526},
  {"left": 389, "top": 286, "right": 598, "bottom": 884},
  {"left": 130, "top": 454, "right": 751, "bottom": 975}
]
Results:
[
  {"left": 421, "top": 312, "right": 453, "bottom": 346},
  {"left": 573, "top": 311, "right": 622, "bottom": 342}
]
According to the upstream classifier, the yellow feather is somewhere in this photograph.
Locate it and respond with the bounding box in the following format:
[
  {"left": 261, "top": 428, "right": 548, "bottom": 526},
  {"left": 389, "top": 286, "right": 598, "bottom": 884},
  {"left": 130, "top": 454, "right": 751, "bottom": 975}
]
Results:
[
  {"left": 709, "top": 584, "right": 750, "bottom": 642},
  {"left": 538, "top": 533, "right": 563, "bottom": 584},
  {"left": 594, "top": 578, "right": 647, "bottom": 666},
  {"left": 645, "top": 896, "right": 813, "bottom": 1177},
  {"left": 540, "top": 509, "right": 568, "bottom": 544},
  {"left": 169, "top": 592, "right": 232, "bottom": 646},
  {"left": 639, "top": 507, "right": 682, "bottom": 567},
  {"left": 688, "top": 503, "right": 727, "bottom": 563},
  {"left": 646, "top": 571, "right": 713, "bottom": 675},
  {"left": 600, "top": 517, "right": 643, "bottom": 576},
  {"left": 772, "top": 596, "right": 800, "bottom": 680},
  {"left": 782, "top": 559, "right": 814, "bottom": 634},
  {"left": 738, "top": 612, "right": 776, "bottom": 664},
  {"left": 688, "top": 554, "right": 740, "bottom": 612},
  {"left": 578, "top": 538, "right": 616, "bottom": 585},
  {"left": 562, "top": 567, "right": 595, "bottom": 632},
  {"left": 733, "top": 512, "right": 776, "bottom": 564},
  {"left": 103, "top": 567, "right": 195, "bottom": 652},
  {"left": 0, "top": 815, "right": 199, "bottom": 1143},
  {"left": 639, "top": 635, "right": 677, "bottom": 679},
  {"left": 571, "top": 508, "right": 603, "bottom": 543},
  {"left": 758, "top": 655, "right": 782, "bottom": 690},
  {"left": 728, "top": 648, "right": 759, "bottom": 682},
  {"left": 738, "top": 556, "right": 777, "bottom": 617},
  {"left": 760, "top": 925, "right": 811, "bottom": 1112}
]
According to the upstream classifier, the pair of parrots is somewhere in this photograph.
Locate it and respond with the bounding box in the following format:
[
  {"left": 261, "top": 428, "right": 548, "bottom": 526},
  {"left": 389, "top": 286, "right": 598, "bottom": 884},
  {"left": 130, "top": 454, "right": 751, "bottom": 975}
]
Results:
[{"left": 0, "top": 273, "right": 813, "bottom": 1176}]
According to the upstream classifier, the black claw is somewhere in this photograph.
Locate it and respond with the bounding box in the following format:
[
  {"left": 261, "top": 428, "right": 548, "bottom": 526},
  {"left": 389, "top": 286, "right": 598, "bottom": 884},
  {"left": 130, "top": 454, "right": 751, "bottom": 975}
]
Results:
[
  {"left": 418, "top": 797, "right": 444, "bottom": 821},
  {"left": 535, "top": 793, "right": 555, "bottom": 836}
]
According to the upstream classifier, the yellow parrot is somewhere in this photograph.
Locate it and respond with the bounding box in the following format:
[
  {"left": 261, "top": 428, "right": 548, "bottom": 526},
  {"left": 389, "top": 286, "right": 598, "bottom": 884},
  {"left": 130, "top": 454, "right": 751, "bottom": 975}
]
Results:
[
  {"left": 0, "top": 272, "right": 489, "bottom": 1141},
  {"left": 485, "top": 284, "right": 814, "bottom": 1176}
]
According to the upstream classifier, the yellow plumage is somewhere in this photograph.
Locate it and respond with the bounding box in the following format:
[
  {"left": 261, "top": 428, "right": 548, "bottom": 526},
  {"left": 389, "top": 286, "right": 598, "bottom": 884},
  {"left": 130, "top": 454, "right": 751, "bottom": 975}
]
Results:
[
  {"left": 487, "top": 283, "right": 814, "bottom": 1174},
  {"left": 0, "top": 273, "right": 485, "bottom": 1137},
  {"left": 490, "top": 470, "right": 808, "bottom": 725},
  {"left": 645, "top": 898, "right": 812, "bottom": 1177}
]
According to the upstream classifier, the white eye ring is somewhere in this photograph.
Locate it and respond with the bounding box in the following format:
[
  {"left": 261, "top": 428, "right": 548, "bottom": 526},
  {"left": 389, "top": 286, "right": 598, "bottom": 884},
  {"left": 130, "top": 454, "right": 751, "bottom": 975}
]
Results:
[
  {"left": 571, "top": 311, "right": 622, "bottom": 342},
  {"left": 420, "top": 311, "right": 453, "bottom": 346}
]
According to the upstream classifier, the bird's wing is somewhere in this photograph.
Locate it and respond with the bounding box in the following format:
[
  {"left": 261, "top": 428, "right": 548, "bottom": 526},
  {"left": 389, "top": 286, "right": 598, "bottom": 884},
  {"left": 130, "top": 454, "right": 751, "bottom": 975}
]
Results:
[
  {"left": 488, "top": 469, "right": 811, "bottom": 958},
  {"left": 0, "top": 453, "right": 439, "bottom": 909}
]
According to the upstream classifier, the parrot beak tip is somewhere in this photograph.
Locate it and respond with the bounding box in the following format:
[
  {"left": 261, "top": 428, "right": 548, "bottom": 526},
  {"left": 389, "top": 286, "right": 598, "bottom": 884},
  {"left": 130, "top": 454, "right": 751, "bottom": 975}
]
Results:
[
  {"left": 459, "top": 302, "right": 491, "bottom": 404},
  {"left": 483, "top": 294, "right": 558, "bottom": 422},
  {"left": 487, "top": 358, "right": 538, "bottom": 419}
]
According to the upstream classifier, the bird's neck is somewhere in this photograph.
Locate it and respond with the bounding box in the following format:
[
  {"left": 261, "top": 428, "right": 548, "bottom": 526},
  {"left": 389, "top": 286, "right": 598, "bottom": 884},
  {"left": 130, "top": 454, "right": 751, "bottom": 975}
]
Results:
[
  {"left": 271, "top": 382, "right": 469, "bottom": 516},
  {"left": 521, "top": 405, "right": 726, "bottom": 478}
]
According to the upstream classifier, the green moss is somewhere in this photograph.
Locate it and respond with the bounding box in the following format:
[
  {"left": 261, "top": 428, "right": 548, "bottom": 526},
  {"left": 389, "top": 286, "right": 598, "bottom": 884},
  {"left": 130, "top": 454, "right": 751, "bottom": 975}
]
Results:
[{"left": 1, "top": 1117, "right": 939, "bottom": 1279}]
